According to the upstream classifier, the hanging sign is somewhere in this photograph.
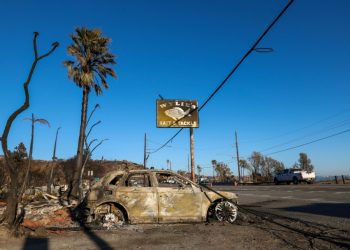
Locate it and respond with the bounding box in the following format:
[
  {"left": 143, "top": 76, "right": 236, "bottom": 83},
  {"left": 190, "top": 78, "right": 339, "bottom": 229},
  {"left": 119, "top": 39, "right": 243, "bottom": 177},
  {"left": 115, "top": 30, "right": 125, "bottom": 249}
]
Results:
[{"left": 156, "top": 99, "right": 199, "bottom": 128}]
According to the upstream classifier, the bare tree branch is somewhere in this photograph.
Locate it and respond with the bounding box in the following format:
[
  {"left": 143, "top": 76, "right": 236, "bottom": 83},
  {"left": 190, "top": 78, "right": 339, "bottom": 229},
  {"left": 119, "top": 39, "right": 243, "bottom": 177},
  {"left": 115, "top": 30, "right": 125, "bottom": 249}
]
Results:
[
  {"left": 86, "top": 104, "right": 100, "bottom": 127},
  {"left": 33, "top": 32, "right": 39, "bottom": 59},
  {"left": 86, "top": 121, "right": 101, "bottom": 140},
  {"left": 79, "top": 139, "right": 108, "bottom": 203},
  {"left": 87, "top": 139, "right": 98, "bottom": 149}
]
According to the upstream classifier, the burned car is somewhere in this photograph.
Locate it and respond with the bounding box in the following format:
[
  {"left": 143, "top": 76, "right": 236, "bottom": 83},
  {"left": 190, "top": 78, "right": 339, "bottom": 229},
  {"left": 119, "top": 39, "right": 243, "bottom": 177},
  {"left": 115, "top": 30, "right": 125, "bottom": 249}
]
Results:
[{"left": 82, "top": 169, "right": 238, "bottom": 225}]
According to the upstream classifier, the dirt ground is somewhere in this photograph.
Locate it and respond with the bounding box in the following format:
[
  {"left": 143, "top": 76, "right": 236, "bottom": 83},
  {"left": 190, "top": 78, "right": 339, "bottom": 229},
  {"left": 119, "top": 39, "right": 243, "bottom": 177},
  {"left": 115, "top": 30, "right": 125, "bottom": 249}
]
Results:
[{"left": 1, "top": 209, "right": 349, "bottom": 250}]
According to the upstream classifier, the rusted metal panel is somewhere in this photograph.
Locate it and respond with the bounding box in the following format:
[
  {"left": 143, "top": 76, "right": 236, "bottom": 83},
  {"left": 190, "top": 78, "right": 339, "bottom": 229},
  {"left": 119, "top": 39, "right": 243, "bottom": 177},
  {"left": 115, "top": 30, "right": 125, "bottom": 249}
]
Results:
[
  {"left": 157, "top": 186, "right": 202, "bottom": 223},
  {"left": 116, "top": 187, "right": 158, "bottom": 223},
  {"left": 156, "top": 99, "right": 199, "bottom": 128}
]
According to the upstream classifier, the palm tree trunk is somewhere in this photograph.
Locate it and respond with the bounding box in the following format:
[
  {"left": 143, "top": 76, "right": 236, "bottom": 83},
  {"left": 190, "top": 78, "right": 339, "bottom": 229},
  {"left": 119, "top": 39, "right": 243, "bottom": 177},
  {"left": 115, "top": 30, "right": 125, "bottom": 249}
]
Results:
[
  {"left": 17, "top": 114, "right": 34, "bottom": 202},
  {"left": 48, "top": 126, "right": 60, "bottom": 194},
  {"left": 71, "top": 87, "right": 89, "bottom": 198}
]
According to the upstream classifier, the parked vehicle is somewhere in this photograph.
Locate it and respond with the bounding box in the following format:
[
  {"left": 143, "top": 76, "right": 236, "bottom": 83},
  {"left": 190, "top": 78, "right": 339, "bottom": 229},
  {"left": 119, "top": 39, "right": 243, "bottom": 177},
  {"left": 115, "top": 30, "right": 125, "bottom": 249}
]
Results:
[
  {"left": 82, "top": 169, "right": 238, "bottom": 225},
  {"left": 199, "top": 179, "right": 210, "bottom": 184},
  {"left": 274, "top": 168, "right": 316, "bottom": 185}
]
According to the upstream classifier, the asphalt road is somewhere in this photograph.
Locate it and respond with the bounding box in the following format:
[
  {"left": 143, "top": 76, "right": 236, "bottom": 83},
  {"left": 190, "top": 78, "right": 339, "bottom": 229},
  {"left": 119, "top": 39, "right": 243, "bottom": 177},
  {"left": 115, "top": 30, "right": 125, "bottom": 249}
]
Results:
[{"left": 213, "top": 183, "right": 350, "bottom": 229}]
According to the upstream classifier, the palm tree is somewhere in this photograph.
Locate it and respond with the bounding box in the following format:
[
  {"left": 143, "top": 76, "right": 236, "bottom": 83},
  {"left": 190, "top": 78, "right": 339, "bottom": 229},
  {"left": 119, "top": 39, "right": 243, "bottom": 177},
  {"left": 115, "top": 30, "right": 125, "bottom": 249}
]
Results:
[
  {"left": 197, "top": 165, "right": 201, "bottom": 181},
  {"left": 62, "top": 27, "right": 117, "bottom": 197},
  {"left": 211, "top": 160, "right": 217, "bottom": 182},
  {"left": 19, "top": 114, "right": 50, "bottom": 200}
]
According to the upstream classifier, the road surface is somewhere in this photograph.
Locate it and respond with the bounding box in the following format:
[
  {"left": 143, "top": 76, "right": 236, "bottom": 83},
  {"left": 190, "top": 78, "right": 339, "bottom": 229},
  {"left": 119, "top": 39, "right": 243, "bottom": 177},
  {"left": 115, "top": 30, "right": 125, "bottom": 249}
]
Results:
[{"left": 214, "top": 183, "right": 350, "bottom": 229}]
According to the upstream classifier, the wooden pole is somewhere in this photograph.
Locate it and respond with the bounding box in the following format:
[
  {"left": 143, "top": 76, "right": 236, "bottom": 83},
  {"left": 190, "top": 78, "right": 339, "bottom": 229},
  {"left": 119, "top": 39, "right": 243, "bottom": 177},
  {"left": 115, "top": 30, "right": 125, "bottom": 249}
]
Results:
[
  {"left": 190, "top": 128, "right": 195, "bottom": 182},
  {"left": 235, "top": 131, "right": 241, "bottom": 182},
  {"left": 144, "top": 133, "right": 146, "bottom": 169},
  {"left": 188, "top": 154, "right": 190, "bottom": 174}
]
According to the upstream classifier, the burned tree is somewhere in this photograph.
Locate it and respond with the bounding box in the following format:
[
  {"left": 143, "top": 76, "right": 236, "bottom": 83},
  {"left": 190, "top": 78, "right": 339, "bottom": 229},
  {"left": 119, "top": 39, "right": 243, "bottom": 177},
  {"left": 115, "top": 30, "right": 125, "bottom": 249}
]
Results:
[
  {"left": 0, "top": 32, "right": 58, "bottom": 228},
  {"left": 78, "top": 104, "right": 107, "bottom": 203},
  {"left": 48, "top": 125, "right": 61, "bottom": 194},
  {"left": 18, "top": 114, "right": 50, "bottom": 201}
]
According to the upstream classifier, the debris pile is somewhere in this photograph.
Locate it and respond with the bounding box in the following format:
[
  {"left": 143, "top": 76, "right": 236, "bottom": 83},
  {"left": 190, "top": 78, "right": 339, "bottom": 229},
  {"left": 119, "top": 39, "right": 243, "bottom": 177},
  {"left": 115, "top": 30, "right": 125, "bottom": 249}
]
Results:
[{"left": 0, "top": 199, "right": 79, "bottom": 231}]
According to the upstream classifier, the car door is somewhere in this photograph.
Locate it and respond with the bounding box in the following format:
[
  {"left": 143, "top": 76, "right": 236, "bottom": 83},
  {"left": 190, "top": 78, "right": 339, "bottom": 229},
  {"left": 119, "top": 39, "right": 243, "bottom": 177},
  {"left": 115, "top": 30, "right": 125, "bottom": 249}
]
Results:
[
  {"left": 156, "top": 172, "right": 203, "bottom": 223},
  {"left": 116, "top": 172, "right": 158, "bottom": 224},
  {"left": 280, "top": 169, "right": 288, "bottom": 181}
]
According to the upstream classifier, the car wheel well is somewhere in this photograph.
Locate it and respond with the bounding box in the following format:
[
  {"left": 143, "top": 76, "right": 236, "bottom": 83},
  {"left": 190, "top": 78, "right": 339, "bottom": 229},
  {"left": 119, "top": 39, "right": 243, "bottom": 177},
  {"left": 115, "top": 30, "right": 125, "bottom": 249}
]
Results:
[{"left": 95, "top": 202, "right": 129, "bottom": 223}]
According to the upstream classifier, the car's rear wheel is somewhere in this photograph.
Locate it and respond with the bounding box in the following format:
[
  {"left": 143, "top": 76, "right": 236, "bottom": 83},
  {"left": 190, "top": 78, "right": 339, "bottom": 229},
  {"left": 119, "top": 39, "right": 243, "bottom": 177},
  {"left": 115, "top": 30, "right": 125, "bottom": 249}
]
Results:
[
  {"left": 215, "top": 201, "right": 238, "bottom": 223},
  {"left": 293, "top": 178, "right": 299, "bottom": 185}
]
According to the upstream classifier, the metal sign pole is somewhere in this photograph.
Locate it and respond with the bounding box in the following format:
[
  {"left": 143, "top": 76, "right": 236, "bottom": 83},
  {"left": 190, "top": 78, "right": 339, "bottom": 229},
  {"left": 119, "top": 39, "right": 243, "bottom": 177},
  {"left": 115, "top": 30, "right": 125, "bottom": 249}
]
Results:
[{"left": 190, "top": 128, "right": 195, "bottom": 182}]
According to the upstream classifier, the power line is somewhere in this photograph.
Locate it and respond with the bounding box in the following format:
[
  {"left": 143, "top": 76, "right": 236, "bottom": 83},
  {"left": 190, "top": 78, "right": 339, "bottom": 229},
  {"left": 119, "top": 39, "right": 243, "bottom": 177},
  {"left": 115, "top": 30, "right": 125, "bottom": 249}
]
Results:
[
  {"left": 147, "top": 139, "right": 232, "bottom": 151},
  {"left": 258, "top": 119, "right": 350, "bottom": 153},
  {"left": 265, "top": 129, "right": 350, "bottom": 156},
  {"left": 241, "top": 107, "right": 350, "bottom": 143},
  {"left": 149, "top": 128, "right": 183, "bottom": 154},
  {"left": 149, "top": 0, "right": 294, "bottom": 155}
]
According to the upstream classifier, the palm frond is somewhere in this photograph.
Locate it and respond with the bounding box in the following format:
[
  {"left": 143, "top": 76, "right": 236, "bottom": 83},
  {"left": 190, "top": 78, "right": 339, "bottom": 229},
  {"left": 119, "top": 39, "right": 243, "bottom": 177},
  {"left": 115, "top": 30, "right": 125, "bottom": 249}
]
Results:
[
  {"left": 63, "top": 27, "right": 117, "bottom": 92},
  {"left": 21, "top": 118, "right": 33, "bottom": 121},
  {"left": 35, "top": 119, "right": 50, "bottom": 128}
]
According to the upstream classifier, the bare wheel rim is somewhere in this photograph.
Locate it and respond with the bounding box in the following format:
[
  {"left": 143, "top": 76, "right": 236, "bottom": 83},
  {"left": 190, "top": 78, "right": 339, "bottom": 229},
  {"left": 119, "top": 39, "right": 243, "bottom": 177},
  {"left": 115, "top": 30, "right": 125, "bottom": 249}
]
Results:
[
  {"left": 215, "top": 201, "right": 237, "bottom": 223},
  {"left": 103, "top": 213, "right": 117, "bottom": 224}
]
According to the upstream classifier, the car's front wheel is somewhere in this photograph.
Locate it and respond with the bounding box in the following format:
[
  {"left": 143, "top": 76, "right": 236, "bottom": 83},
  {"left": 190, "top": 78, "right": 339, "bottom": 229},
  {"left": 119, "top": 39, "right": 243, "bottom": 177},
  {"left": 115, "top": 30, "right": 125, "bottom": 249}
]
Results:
[
  {"left": 215, "top": 201, "right": 238, "bottom": 223},
  {"left": 96, "top": 203, "right": 126, "bottom": 226},
  {"left": 274, "top": 178, "right": 279, "bottom": 185}
]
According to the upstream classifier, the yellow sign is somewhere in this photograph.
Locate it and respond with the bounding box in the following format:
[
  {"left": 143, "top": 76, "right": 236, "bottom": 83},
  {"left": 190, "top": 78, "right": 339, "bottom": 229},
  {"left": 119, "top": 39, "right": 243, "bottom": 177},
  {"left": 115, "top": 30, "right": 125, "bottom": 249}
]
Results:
[{"left": 156, "top": 100, "right": 199, "bottom": 128}]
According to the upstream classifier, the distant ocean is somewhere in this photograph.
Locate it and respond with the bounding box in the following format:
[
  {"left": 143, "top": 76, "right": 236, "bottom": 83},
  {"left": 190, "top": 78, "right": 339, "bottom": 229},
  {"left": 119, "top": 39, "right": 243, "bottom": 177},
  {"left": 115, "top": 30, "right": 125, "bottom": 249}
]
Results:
[{"left": 315, "top": 175, "right": 350, "bottom": 181}]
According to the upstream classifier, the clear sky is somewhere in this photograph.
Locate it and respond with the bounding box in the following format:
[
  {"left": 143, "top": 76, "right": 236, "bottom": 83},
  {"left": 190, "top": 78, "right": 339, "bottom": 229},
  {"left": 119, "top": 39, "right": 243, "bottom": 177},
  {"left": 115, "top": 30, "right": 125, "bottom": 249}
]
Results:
[{"left": 1, "top": 0, "right": 349, "bottom": 176}]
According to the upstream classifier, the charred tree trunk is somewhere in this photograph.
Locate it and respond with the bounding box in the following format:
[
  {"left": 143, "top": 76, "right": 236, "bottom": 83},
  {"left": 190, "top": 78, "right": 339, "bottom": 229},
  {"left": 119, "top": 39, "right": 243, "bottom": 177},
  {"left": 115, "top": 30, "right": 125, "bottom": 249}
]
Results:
[
  {"left": 78, "top": 139, "right": 107, "bottom": 203},
  {"left": 71, "top": 87, "right": 89, "bottom": 198},
  {"left": 17, "top": 114, "right": 35, "bottom": 202},
  {"left": 48, "top": 126, "right": 60, "bottom": 194},
  {"left": 0, "top": 33, "right": 58, "bottom": 228}
]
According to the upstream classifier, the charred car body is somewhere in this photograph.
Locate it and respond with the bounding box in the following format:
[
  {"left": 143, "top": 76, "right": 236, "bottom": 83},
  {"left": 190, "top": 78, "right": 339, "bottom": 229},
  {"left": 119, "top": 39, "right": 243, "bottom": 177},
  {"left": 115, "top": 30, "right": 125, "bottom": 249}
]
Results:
[{"left": 82, "top": 169, "right": 238, "bottom": 225}]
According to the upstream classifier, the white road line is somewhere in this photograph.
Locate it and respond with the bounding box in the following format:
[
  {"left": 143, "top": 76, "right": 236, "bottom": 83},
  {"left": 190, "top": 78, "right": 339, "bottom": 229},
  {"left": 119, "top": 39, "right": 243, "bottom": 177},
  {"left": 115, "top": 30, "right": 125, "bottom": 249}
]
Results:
[
  {"left": 334, "top": 192, "right": 350, "bottom": 194},
  {"left": 306, "top": 191, "right": 326, "bottom": 193}
]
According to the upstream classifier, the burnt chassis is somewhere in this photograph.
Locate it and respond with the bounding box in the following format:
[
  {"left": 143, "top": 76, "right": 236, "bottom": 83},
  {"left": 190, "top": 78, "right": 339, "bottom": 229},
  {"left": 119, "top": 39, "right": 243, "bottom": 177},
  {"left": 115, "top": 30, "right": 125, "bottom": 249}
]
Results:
[{"left": 82, "top": 170, "right": 238, "bottom": 225}]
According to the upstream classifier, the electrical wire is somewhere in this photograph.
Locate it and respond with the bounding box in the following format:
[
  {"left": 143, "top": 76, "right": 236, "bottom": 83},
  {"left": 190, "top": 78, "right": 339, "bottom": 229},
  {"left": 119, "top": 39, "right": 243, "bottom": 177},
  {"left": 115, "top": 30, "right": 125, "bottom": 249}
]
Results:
[
  {"left": 258, "top": 119, "right": 350, "bottom": 153},
  {"left": 265, "top": 129, "right": 350, "bottom": 156},
  {"left": 147, "top": 139, "right": 232, "bottom": 151},
  {"left": 241, "top": 107, "right": 350, "bottom": 144},
  {"left": 148, "top": 0, "right": 294, "bottom": 155}
]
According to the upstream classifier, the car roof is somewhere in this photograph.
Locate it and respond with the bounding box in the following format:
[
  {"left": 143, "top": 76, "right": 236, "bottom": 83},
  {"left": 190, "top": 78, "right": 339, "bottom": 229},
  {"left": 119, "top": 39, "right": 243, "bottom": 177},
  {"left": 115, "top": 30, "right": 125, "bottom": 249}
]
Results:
[{"left": 94, "top": 169, "right": 196, "bottom": 187}]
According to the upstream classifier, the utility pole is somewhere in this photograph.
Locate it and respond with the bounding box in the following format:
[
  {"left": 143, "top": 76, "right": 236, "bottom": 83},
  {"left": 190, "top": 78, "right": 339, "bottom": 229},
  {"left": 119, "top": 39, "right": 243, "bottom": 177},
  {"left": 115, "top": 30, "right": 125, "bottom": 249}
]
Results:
[
  {"left": 190, "top": 128, "right": 195, "bottom": 182},
  {"left": 235, "top": 131, "right": 241, "bottom": 182},
  {"left": 170, "top": 161, "right": 172, "bottom": 171},
  {"left": 188, "top": 154, "right": 190, "bottom": 174},
  {"left": 144, "top": 133, "right": 146, "bottom": 169}
]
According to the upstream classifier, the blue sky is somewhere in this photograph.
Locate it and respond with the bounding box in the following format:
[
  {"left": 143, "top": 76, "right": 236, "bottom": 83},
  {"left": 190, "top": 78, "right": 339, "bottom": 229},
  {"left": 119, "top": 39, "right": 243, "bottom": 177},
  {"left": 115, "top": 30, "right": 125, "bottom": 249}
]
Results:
[{"left": 1, "top": 0, "right": 349, "bottom": 176}]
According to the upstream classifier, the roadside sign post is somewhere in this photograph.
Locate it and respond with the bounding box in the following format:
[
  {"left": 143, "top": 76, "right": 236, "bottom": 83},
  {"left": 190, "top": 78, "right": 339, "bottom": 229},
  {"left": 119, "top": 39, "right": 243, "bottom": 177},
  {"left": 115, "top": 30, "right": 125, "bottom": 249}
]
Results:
[
  {"left": 190, "top": 127, "right": 195, "bottom": 182},
  {"left": 156, "top": 99, "right": 199, "bottom": 182}
]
